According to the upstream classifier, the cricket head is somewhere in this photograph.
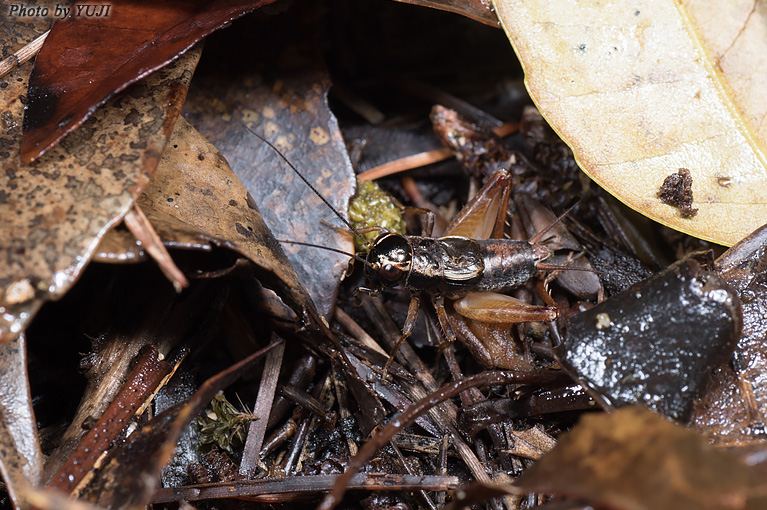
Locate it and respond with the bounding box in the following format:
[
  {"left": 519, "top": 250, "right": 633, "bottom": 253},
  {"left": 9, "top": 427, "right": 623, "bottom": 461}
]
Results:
[{"left": 365, "top": 233, "right": 412, "bottom": 287}]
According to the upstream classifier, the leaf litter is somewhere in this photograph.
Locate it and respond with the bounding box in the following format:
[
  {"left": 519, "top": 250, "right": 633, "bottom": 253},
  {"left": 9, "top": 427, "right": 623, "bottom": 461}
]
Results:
[
  {"left": 0, "top": 17, "right": 200, "bottom": 344},
  {"left": 3, "top": 1, "right": 767, "bottom": 510}
]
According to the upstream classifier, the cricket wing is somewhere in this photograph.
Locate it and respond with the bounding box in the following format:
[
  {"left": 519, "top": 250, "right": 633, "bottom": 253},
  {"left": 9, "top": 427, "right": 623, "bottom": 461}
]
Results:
[{"left": 444, "top": 170, "right": 511, "bottom": 240}]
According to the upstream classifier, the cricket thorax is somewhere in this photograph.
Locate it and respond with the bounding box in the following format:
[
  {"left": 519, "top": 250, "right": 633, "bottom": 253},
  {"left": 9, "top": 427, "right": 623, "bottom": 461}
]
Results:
[{"left": 407, "top": 236, "right": 485, "bottom": 295}]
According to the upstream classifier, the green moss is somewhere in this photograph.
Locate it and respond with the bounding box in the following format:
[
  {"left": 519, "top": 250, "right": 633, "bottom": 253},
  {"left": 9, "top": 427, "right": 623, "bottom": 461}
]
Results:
[
  {"left": 348, "top": 180, "right": 406, "bottom": 252},
  {"left": 195, "top": 392, "right": 253, "bottom": 454}
]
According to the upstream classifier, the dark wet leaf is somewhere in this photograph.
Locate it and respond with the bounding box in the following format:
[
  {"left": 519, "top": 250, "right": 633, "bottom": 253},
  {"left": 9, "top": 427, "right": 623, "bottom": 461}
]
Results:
[
  {"left": 182, "top": 14, "right": 355, "bottom": 318},
  {"left": 0, "top": 21, "right": 200, "bottom": 343},
  {"left": 138, "top": 116, "right": 312, "bottom": 315},
  {"left": 0, "top": 334, "right": 42, "bottom": 510},
  {"left": 692, "top": 223, "right": 767, "bottom": 443},
  {"left": 560, "top": 252, "right": 741, "bottom": 421},
  {"left": 20, "top": 0, "right": 279, "bottom": 163},
  {"left": 515, "top": 407, "right": 767, "bottom": 510}
]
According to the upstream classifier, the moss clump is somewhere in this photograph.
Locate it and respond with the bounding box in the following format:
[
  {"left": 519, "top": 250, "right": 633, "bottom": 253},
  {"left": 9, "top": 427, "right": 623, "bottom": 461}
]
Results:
[
  {"left": 195, "top": 392, "right": 254, "bottom": 454},
  {"left": 348, "top": 180, "right": 406, "bottom": 252}
]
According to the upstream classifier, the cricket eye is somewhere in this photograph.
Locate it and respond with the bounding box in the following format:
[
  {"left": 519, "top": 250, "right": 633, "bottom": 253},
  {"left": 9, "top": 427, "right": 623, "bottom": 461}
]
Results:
[{"left": 379, "top": 263, "right": 404, "bottom": 282}]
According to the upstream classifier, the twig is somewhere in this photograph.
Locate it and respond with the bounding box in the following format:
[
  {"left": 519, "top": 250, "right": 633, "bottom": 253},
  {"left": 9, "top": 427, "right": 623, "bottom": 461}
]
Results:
[
  {"left": 151, "top": 473, "right": 460, "bottom": 503},
  {"left": 48, "top": 346, "right": 173, "bottom": 496},
  {"left": 124, "top": 205, "right": 189, "bottom": 292},
  {"left": 357, "top": 121, "right": 520, "bottom": 181},
  {"left": 358, "top": 148, "right": 453, "bottom": 181},
  {"left": 334, "top": 307, "right": 388, "bottom": 356},
  {"left": 0, "top": 30, "right": 49, "bottom": 78}
]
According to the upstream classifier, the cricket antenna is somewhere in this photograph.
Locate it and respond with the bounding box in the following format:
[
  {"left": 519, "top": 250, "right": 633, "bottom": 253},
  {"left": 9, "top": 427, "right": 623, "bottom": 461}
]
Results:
[
  {"left": 277, "top": 239, "right": 372, "bottom": 267},
  {"left": 529, "top": 198, "right": 583, "bottom": 246},
  {"left": 242, "top": 124, "right": 371, "bottom": 248}
]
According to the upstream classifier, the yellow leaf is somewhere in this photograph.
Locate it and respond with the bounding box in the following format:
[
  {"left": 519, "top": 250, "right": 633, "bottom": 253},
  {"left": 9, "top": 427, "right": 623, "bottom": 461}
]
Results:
[{"left": 493, "top": 0, "right": 767, "bottom": 246}]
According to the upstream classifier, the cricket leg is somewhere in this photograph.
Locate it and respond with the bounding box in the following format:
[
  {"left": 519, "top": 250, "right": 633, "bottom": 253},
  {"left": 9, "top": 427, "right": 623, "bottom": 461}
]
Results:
[
  {"left": 432, "top": 295, "right": 458, "bottom": 354},
  {"left": 453, "top": 291, "right": 559, "bottom": 323},
  {"left": 382, "top": 295, "right": 420, "bottom": 382}
]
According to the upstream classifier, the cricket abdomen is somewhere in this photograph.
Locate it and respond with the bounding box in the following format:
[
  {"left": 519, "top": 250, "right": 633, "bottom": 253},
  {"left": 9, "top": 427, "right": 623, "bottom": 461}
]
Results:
[{"left": 472, "top": 239, "right": 550, "bottom": 294}]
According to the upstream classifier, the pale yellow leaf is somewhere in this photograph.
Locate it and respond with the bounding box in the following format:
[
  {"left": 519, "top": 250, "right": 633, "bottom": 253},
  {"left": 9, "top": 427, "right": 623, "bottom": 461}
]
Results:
[{"left": 493, "top": 0, "right": 767, "bottom": 246}]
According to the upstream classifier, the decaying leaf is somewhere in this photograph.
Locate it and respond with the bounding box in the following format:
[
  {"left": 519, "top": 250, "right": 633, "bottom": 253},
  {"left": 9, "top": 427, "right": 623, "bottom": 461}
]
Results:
[
  {"left": 0, "top": 334, "right": 42, "bottom": 510},
  {"left": 692, "top": 223, "right": 767, "bottom": 443},
  {"left": 182, "top": 16, "right": 355, "bottom": 317},
  {"left": 0, "top": 20, "right": 200, "bottom": 343},
  {"left": 20, "top": 0, "right": 279, "bottom": 163},
  {"left": 560, "top": 252, "right": 741, "bottom": 421},
  {"left": 493, "top": 0, "right": 767, "bottom": 246},
  {"left": 515, "top": 407, "right": 767, "bottom": 510},
  {"left": 138, "top": 117, "right": 312, "bottom": 315}
]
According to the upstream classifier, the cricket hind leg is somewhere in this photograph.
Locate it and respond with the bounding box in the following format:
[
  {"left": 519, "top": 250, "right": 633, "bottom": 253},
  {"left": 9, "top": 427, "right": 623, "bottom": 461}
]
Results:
[{"left": 453, "top": 291, "right": 559, "bottom": 323}]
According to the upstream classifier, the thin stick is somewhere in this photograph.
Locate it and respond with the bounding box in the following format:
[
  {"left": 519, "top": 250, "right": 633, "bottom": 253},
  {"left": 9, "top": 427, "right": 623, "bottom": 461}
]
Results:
[
  {"left": 151, "top": 474, "right": 460, "bottom": 503},
  {"left": 124, "top": 205, "right": 189, "bottom": 292},
  {"left": 239, "top": 340, "right": 285, "bottom": 478},
  {"left": 358, "top": 148, "right": 453, "bottom": 182},
  {"left": 357, "top": 121, "right": 520, "bottom": 182},
  {"left": 0, "top": 30, "right": 49, "bottom": 78},
  {"left": 334, "top": 307, "right": 388, "bottom": 356},
  {"left": 318, "top": 370, "right": 555, "bottom": 510}
]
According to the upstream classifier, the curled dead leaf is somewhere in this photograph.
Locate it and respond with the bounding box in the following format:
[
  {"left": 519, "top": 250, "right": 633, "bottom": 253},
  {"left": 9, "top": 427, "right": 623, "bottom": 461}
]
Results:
[
  {"left": 0, "top": 22, "right": 200, "bottom": 343},
  {"left": 138, "top": 117, "right": 312, "bottom": 315}
]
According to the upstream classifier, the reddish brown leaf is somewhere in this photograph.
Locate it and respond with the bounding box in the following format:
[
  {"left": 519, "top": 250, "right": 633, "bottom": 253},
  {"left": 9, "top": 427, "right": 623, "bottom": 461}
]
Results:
[
  {"left": 21, "top": 0, "right": 278, "bottom": 164},
  {"left": 516, "top": 408, "right": 767, "bottom": 510},
  {"left": 0, "top": 18, "right": 199, "bottom": 343}
]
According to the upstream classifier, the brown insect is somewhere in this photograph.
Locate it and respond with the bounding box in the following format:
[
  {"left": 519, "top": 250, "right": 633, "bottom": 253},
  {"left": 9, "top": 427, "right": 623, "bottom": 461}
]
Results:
[{"left": 251, "top": 129, "right": 585, "bottom": 373}]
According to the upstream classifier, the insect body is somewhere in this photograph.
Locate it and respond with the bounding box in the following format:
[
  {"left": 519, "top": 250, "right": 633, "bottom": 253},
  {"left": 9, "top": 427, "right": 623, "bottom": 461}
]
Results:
[
  {"left": 367, "top": 234, "right": 550, "bottom": 298},
  {"left": 354, "top": 169, "right": 569, "bottom": 374},
  {"left": 247, "top": 127, "right": 568, "bottom": 371}
]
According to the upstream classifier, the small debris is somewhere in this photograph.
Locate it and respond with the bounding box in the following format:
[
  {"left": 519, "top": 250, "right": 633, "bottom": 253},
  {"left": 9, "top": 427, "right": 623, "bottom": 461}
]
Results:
[
  {"left": 658, "top": 168, "right": 698, "bottom": 218},
  {"left": 595, "top": 313, "right": 611, "bottom": 330}
]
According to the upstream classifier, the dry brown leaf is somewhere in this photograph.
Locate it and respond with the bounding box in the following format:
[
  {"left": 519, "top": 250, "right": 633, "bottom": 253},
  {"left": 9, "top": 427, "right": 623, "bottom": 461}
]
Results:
[
  {"left": 515, "top": 407, "right": 767, "bottom": 510},
  {"left": 391, "top": 0, "right": 498, "bottom": 26},
  {"left": 0, "top": 21, "right": 200, "bottom": 343},
  {"left": 0, "top": 334, "right": 42, "bottom": 510},
  {"left": 493, "top": 0, "right": 767, "bottom": 246},
  {"left": 138, "top": 117, "right": 312, "bottom": 315}
]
